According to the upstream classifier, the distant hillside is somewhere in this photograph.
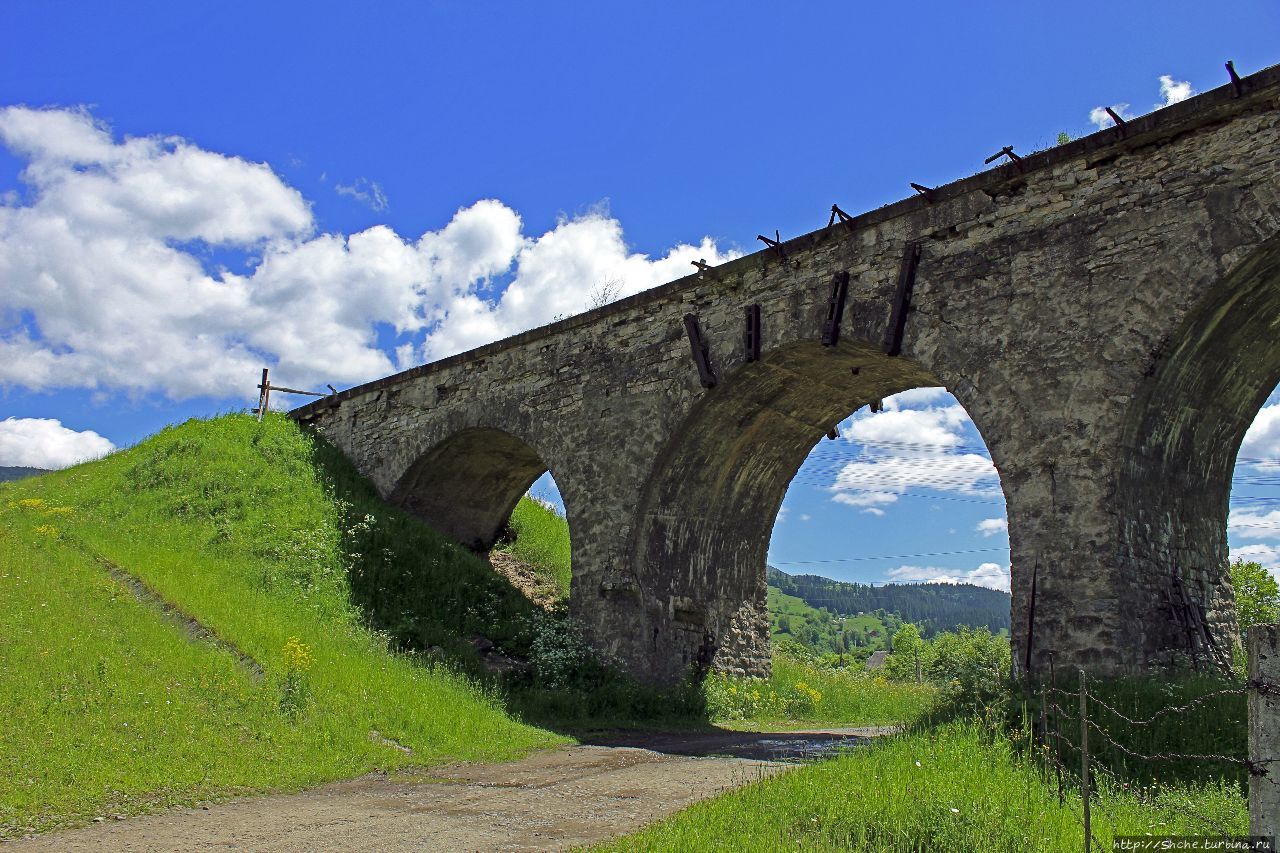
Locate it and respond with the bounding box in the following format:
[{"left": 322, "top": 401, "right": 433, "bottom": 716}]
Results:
[
  {"left": 767, "top": 567, "right": 1010, "bottom": 637},
  {"left": 768, "top": 586, "right": 898, "bottom": 661},
  {"left": 0, "top": 466, "right": 48, "bottom": 483}
]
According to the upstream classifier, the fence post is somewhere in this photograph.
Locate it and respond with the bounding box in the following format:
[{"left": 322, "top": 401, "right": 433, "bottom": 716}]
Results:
[
  {"left": 1249, "top": 624, "right": 1279, "bottom": 839},
  {"left": 257, "top": 368, "right": 270, "bottom": 422},
  {"left": 1080, "top": 669, "right": 1090, "bottom": 853}
]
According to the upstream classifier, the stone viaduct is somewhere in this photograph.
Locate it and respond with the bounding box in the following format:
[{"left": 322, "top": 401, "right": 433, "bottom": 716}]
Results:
[{"left": 295, "top": 64, "right": 1280, "bottom": 685}]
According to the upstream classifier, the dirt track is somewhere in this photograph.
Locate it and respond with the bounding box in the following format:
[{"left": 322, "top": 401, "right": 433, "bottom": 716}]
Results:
[{"left": 11, "top": 728, "right": 884, "bottom": 852}]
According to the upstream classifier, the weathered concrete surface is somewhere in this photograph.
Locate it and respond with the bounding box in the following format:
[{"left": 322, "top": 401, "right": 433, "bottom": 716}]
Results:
[{"left": 295, "top": 65, "right": 1280, "bottom": 685}]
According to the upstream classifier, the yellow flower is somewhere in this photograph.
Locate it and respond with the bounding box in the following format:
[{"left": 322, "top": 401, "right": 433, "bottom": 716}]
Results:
[
  {"left": 33, "top": 524, "right": 59, "bottom": 538},
  {"left": 16, "top": 498, "right": 46, "bottom": 510},
  {"left": 281, "top": 636, "right": 313, "bottom": 672}
]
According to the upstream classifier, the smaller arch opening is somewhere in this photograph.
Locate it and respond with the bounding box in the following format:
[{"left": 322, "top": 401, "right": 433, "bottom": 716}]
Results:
[
  {"left": 492, "top": 472, "right": 572, "bottom": 603},
  {"left": 390, "top": 427, "right": 551, "bottom": 551},
  {"left": 389, "top": 427, "right": 574, "bottom": 609}
]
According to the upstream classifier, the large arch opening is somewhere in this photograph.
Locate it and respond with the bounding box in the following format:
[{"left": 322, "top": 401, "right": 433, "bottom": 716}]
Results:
[
  {"left": 1118, "top": 233, "right": 1280, "bottom": 667},
  {"left": 766, "top": 386, "right": 1011, "bottom": 666},
  {"left": 628, "top": 338, "right": 1012, "bottom": 684}
]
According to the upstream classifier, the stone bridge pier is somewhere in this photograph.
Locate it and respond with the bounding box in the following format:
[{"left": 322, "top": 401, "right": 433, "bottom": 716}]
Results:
[{"left": 295, "top": 65, "right": 1280, "bottom": 685}]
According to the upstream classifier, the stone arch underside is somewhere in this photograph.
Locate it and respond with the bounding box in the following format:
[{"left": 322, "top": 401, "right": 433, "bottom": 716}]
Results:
[
  {"left": 389, "top": 427, "right": 550, "bottom": 551},
  {"left": 1117, "top": 233, "right": 1280, "bottom": 667},
  {"left": 624, "top": 339, "right": 961, "bottom": 684}
]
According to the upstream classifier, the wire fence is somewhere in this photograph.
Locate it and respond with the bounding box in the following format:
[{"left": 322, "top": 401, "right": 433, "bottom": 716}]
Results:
[{"left": 1028, "top": 640, "right": 1279, "bottom": 851}]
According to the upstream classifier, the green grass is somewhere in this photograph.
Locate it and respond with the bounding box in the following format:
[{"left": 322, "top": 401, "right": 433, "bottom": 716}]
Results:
[
  {"left": 599, "top": 722, "right": 1248, "bottom": 852},
  {"left": 705, "top": 650, "right": 936, "bottom": 727},
  {"left": 497, "top": 497, "right": 572, "bottom": 599},
  {"left": 0, "top": 414, "right": 564, "bottom": 837}
]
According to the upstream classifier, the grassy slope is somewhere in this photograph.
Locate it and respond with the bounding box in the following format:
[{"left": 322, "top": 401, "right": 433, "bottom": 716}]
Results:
[
  {"left": 768, "top": 587, "right": 890, "bottom": 657},
  {"left": 0, "top": 415, "right": 562, "bottom": 837},
  {"left": 601, "top": 722, "right": 1247, "bottom": 852},
  {"left": 497, "top": 497, "right": 572, "bottom": 599}
]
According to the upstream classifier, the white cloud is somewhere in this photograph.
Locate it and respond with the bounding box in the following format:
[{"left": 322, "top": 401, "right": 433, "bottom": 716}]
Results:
[
  {"left": 977, "top": 517, "right": 1007, "bottom": 537},
  {"left": 1229, "top": 509, "right": 1280, "bottom": 540},
  {"left": 1089, "top": 104, "right": 1132, "bottom": 130},
  {"left": 0, "top": 107, "right": 736, "bottom": 401},
  {"left": 1240, "top": 405, "right": 1280, "bottom": 469},
  {"left": 829, "top": 395, "right": 999, "bottom": 510},
  {"left": 0, "top": 417, "right": 115, "bottom": 469},
  {"left": 335, "top": 177, "right": 388, "bottom": 212},
  {"left": 886, "top": 562, "right": 1010, "bottom": 593},
  {"left": 1232, "top": 544, "right": 1280, "bottom": 573},
  {"left": 798, "top": 513, "right": 811, "bottom": 522},
  {"left": 1158, "top": 75, "right": 1193, "bottom": 106}
]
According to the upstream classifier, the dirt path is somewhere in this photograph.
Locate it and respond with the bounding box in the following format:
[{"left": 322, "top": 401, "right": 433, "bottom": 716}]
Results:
[{"left": 11, "top": 728, "right": 884, "bottom": 852}]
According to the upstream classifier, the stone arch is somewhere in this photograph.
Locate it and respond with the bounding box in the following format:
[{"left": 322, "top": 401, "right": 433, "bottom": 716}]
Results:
[
  {"left": 1116, "top": 232, "right": 1280, "bottom": 666},
  {"left": 624, "top": 337, "right": 1012, "bottom": 684},
  {"left": 389, "top": 426, "right": 564, "bottom": 552}
]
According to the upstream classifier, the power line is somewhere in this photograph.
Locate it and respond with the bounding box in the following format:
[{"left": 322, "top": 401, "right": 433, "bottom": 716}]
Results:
[{"left": 773, "top": 547, "right": 1009, "bottom": 566}]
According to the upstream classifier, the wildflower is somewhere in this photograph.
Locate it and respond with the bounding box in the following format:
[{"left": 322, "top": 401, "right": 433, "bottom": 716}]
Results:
[
  {"left": 281, "top": 637, "right": 313, "bottom": 672},
  {"left": 33, "top": 524, "right": 59, "bottom": 538}
]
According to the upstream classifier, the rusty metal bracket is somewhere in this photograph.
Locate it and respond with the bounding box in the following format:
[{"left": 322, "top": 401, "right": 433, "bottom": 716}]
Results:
[
  {"left": 827, "top": 204, "right": 854, "bottom": 227},
  {"left": 883, "top": 242, "right": 921, "bottom": 357},
  {"left": 683, "top": 314, "right": 718, "bottom": 388},
  {"left": 744, "top": 304, "right": 762, "bottom": 363},
  {"left": 691, "top": 258, "right": 714, "bottom": 277},
  {"left": 984, "top": 145, "right": 1023, "bottom": 168},
  {"left": 826, "top": 427, "right": 839, "bottom": 440},
  {"left": 1104, "top": 107, "right": 1127, "bottom": 135},
  {"left": 909, "top": 182, "right": 937, "bottom": 202},
  {"left": 869, "top": 399, "right": 884, "bottom": 413},
  {"left": 820, "top": 271, "right": 850, "bottom": 347},
  {"left": 756, "top": 230, "right": 786, "bottom": 260},
  {"left": 1226, "top": 60, "right": 1242, "bottom": 97}
]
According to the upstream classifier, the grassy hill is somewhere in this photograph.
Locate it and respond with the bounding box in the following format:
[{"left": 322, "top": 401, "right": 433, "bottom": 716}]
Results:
[
  {"left": 0, "top": 414, "right": 567, "bottom": 837},
  {"left": 767, "top": 586, "right": 896, "bottom": 660}
]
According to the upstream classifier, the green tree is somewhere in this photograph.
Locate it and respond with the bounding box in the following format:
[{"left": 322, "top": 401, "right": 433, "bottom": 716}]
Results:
[{"left": 1232, "top": 559, "right": 1280, "bottom": 630}]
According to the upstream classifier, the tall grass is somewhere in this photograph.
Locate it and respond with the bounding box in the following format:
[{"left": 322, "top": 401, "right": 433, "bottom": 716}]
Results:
[
  {"left": 0, "top": 415, "right": 563, "bottom": 837},
  {"left": 601, "top": 722, "right": 1248, "bottom": 852},
  {"left": 496, "top": 497, "right": 572, "bottom": 599},
  {"left": 705, "top": 652, "right": 936, "bottom": 728}
]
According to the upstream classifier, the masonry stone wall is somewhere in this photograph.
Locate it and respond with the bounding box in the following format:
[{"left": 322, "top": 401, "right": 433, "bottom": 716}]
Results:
[{"left": 295, "top": 66, "right": 1280, "bottom": 685}]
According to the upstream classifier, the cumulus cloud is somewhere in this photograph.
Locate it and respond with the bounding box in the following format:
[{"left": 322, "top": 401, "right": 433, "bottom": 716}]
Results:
[
  {"left": 1232, "top": 544, "right": 1280, "bottom": 576},
  {"left": 0, "top": 107, "right": 735, "bottom": 401},
  {"left": 1229, "top": 508, "right": 1280, "bottom": 540},
  {"left": 1158, "top": 75, "right": 1193, "bottom": 106},
  {"left": 0, "top": 417, "right": 115, "bottom": 468},
  {"left": 886, "top": 562, "right": 1010, "bottom": 593},
  {"left": 828, "top": 392, "right": 1000, "bottom": 511},
  {"left": 976, "top": 517, "right": 1008, "bottom": 537},
  {"left": 1240, "top": 405, "right": 1280, "bottom": 469}
]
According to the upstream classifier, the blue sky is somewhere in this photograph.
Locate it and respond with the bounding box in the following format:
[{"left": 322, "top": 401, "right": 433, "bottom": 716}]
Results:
[{"left": 2, "top": 1, "right": 1279, "bottom": 587}]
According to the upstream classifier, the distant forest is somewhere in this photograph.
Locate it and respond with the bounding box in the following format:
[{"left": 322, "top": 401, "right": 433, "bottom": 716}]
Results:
[
  {"left": 767, "top": 567, "right": 1010, "bottom": 637},
  {"left": 0, "top": 467, "right": 47, "bottom": 483}
]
